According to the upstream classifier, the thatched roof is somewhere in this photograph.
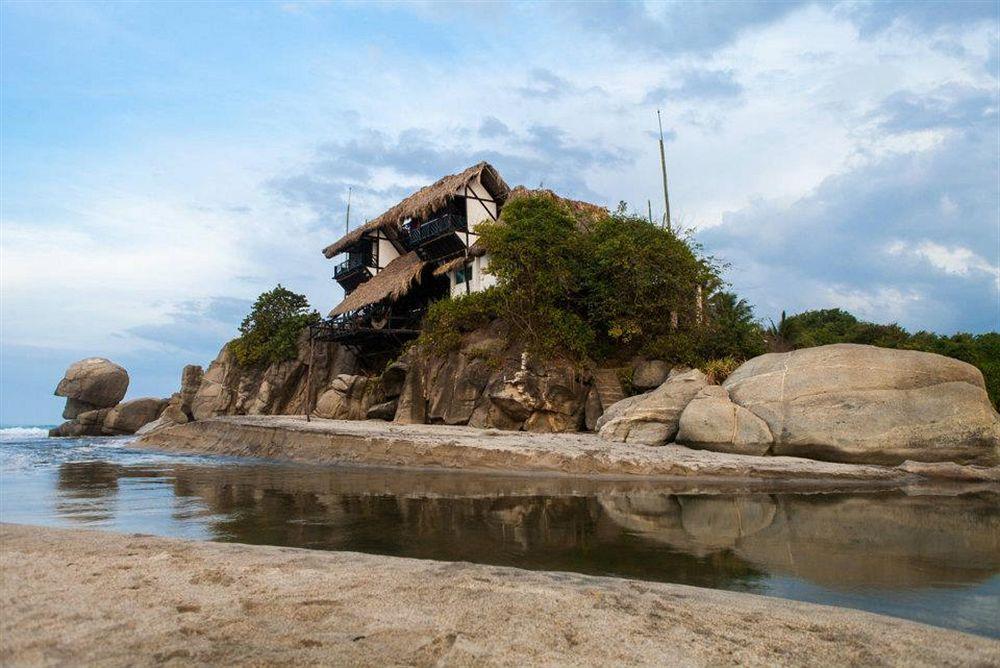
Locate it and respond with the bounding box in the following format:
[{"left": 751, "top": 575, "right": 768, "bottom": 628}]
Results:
[
  {"left": 506, "top": 186, "right": 608, "bottom": 226},
  {"left": 432, "top": 188, "right": 607, "bottom": 277},
  {"left": 433, "top": 241, "right": 486, "bottom": 276},
  {"left": 322, "top": 162, "right": 510, "bottom": 259},
  {"left": 329, "top": 251, "right": 426, "bottom": 316}
]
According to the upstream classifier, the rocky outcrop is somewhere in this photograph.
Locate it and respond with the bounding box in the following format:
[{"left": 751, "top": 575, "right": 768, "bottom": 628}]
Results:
[
  {"left": 49, "top": 407, "right": 112, "bottom": 437},
  {"left": 102, "top": 398, "right": 168, "bottom": 435},
  {"left": 676, "top": 386, "right": 772, "bottom": 455},
  {"left": 314, "top": 375, "right": 377, "bottom": 420},
  {"left": 597, "top": 369, "right": 708, "bottom": 445},
  {"left": 190, "top": 331, "right": 357, "bottom": 420},
  {"left": 720, "top": 344, "right": 1000, "bottom": 465},
  {"left": 395, "top": 324, "right": 590, "bottom": 433},
  {"left": 54, "top": 358, "right": 129, "bottom": 418}
]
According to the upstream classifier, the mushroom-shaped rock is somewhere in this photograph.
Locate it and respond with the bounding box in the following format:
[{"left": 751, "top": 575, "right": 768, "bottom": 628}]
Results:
[
  {"left": 597, "top": 369, "right": 708, "bottom": 445},
  {"left": 55, "top": 358, "right": 129, "bottom": 409}
]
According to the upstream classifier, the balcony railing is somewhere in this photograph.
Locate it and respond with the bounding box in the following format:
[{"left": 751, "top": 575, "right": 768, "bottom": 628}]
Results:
[
  {"left": 404, "top": 213, "right": 466, "bottom": 248},
  {"left": 334, "top": 254, "right": 367, "bottom": 280}
]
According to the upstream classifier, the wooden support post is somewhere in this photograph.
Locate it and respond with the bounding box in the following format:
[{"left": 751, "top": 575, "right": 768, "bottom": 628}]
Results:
[{"left": 305, "top": 334, "right": 315, "bottom": 422}]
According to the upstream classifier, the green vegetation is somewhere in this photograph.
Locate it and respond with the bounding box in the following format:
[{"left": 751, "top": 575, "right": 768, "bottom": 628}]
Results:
[
  {"left": 418, "top": 287, "right": 503, "bottom": 356},
  {"left": 420, "top": 194, "right": 761, "bottom": 367},
  {"left": 772, "top": 309, "right": 999, "bottom": 407},
  {"left": 230, "top": 285, "right": 319, "bottom": 366},
  {"left": 419, "top": 194, "right": 996, "bottom": 406}
]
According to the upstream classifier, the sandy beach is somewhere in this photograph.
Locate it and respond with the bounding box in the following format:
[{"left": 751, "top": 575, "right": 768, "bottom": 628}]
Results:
[{"left": 2, "top": 523, "right": 997, "bottom": 666}]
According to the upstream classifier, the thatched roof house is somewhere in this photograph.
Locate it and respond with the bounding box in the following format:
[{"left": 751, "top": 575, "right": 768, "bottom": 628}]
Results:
[
  {"left": 317, "top": 162, "right": 606, "bottom": 348},
  {"left": 329, "top": 251, "right": 425, "bottom": 317},
  {"left": 322, "top": 162, "right": 510, "bottom": 259}
]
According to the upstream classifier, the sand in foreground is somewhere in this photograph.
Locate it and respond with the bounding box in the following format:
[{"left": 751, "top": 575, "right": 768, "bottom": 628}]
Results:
[{"left": 2, "top": 524, "right": 997, "bottom": 667}]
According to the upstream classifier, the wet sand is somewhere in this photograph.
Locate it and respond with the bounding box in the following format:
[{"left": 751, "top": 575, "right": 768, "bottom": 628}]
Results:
[
  {"left": 2, "top": 523, "right": 997, "bottom": 666},
  {"left": 135, "top": 416, "right": 999, "bottom": 486}
]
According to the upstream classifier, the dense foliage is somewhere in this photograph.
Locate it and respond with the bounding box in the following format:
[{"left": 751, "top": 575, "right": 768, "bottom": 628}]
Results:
[
  {"left": 419, "top": 194, "right": 996, "bottom": 407},
  {"left": 772, "top": 309, "right": 999, "bottom": 407},
  {"left": 230, "top": 285, "right": 319, "bottom": 366},
  {"left": 421, "top": 194, "right": 762, "bottom": 367}
]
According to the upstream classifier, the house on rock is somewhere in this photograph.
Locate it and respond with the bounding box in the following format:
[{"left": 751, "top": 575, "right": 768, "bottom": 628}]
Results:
[{"left": 312, "top": 162, "right": 606, "bottom": 365}]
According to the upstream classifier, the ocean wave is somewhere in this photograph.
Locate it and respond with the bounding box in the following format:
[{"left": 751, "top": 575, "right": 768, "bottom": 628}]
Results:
[{"left": 0, "top": 426, "right": 52, "bottom": 441}]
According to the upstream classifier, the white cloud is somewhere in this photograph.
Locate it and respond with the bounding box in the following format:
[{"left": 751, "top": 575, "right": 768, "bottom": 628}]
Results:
[{"left": 886, "top": 240, "right": 997, "bottom": 278}]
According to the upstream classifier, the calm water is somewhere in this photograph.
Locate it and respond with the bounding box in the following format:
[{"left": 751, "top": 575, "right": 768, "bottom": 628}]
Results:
[{"left": 1, "top": 427, "right": 998, "bottom": 638}]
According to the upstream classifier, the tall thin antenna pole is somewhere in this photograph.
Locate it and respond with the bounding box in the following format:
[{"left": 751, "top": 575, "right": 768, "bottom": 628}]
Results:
[
  {"left": 657, "top": 110, "right": 672, "bottom": 233},
  {"left": 345, "top": 186, "right": 353, "bottom": 234}
]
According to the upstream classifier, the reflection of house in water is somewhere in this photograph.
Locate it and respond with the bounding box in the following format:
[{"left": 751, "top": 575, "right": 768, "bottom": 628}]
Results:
[{"left": 313, "top": 162, "right": 509, "bottom": 357}]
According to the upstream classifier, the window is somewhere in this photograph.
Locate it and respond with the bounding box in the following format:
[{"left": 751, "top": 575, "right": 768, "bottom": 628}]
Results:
[{"left": 455, "top": 264, "right": 473, "bottom": 285}]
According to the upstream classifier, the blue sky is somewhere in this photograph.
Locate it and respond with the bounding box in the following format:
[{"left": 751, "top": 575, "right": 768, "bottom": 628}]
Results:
[{"left": 2, "top": 0, "right": 998, "bottom": 424}]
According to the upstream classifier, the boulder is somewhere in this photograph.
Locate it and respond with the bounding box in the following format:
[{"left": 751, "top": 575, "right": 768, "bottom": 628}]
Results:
[
  {"left": 55, "top": 358, "right": 129, "bottom": 409},
  {"left": 314, "top": 375, "right": 375, "bottom": 420},
  {"left": 427, "top": 352, "right": 493, "bottom": 425},
  {"left": 676, "top": 386, "right": 773, "bottom": 455},
  {"left": 597, "top": 369, "right": 708, "bottom": 445},
  {"left": 102, "top": 398, "right": 168, "bottom": 435},
  {"left": 632, "top": 360, "right": 670, "bottom": 391},
  {"left": 398, "top": 323, "right": 590, "bottom": 433},
  {"left": 62, "top": 398, "right": 100, "bottom": 420},
  {"left": 381, "top": 361, "right": 409, "bottom": 399},
  {"left": 394, "top": 362, "right": 427, "bottom": 424},
  {"left": 723, "top": 344, "right": 1000, "bottom": 465},
  {"left": 479, "top": 353, "right": 586, "bottom": 433},
  {"left": 367, "top": 399, "right": 399, "bottom": 421},
  {"left": 191, "top": 333, "right": 357, "bottom": 420},
  {"left": 584, "top": 386, "right": 602, "bottom": 432}
]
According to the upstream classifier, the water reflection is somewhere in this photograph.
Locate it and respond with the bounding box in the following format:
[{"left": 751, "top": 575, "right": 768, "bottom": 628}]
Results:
[{"left": 50, "top": 461, "right": 1000, "bottom": 595}]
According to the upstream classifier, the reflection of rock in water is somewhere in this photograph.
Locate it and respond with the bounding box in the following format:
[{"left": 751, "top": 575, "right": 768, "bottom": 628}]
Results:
[
  {"left": 55, "top": 462, "right": 122, "bottom": 523},
  {"left": 92, "top": 462, "right": 998, "bottom": 592},
  {"left": 599, "top": 492, "right": 1000, "bottom": 589},
  {"left": 57, "top": 461, "right": 121, "bottom": 495}
]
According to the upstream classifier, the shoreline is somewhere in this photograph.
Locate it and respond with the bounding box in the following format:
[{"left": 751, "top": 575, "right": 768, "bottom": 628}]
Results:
[
  {"left": 3, "top": 523, "right": 997, "bottom": 666},
  {"left": 134, "top": 415, "right": 1000, "bottom": 487}
]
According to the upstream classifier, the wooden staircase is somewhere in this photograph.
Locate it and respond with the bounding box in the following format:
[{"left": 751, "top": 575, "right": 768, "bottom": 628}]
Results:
[{"left": 593, "top": 368, "right": 625, "bottom": 412}]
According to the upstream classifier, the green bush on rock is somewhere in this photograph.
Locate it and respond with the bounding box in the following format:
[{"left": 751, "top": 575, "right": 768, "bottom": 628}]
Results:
[{"left": 229, "top": 285, "right": 319, "bottom": 367}]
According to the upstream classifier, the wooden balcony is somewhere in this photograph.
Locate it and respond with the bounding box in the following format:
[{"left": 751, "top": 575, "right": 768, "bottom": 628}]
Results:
[{"left": 403, "top": 214, "right": 468, "bottom": 260}]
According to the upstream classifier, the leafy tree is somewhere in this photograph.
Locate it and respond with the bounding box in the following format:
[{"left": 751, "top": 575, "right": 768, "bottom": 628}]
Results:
[
  {"left": 454, "top": 194, "right": 757, "bottom": 365},
  {"left": 229, "top": 285, "right": 319, "bottom": 366}
]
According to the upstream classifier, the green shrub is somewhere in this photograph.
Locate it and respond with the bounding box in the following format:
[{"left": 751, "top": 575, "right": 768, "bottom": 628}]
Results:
[
  {"left": 702, "top": 357, "right": 741, "bottom": 384},
  {"left": 416, "top": 287, "right": 504, "bottom": 356},
  {"left": 229, "top": 285, "right": 319, "bottom": 366},
  {"left": 472, "top": 194, "right": 745, "bottom": 365}
]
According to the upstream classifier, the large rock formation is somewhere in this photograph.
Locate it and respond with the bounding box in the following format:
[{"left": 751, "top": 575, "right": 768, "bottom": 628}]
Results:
[
  {"left": 393, "top": 323, "right": 589, "bottom": 433},
  {"left": 190, "top": 331, "right": 357, "bottom": 420},
  {"left": 597, "top": 369, "right": 708, "bottom": 445},
  {"left": 675, "top": 385, "right": 773, "bottom": 455},
  {"left": 314, "top": 375, "right": 377, "bottom": 420},
  {"left": 54, "top": 358, "right": 129, "bottom": 418},
  {"left": 102, "top": 398, "right": 168, "bottom": 435},
  {"left": 715, "top": 344, "right": 999, "bottom": 465}
]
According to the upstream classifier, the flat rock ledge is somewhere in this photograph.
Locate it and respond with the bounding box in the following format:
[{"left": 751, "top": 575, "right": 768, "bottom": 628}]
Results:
[
  {"left": 3, "top": 524, "right": 996, "bottom": 667},
  {"left": 134, "top": 416, "right": 999, "bottom": 486}
]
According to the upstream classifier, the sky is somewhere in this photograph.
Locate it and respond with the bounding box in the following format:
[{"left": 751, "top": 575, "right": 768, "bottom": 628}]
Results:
[{"left": 1, "top": 0, "right": 998, "bottom": 424}]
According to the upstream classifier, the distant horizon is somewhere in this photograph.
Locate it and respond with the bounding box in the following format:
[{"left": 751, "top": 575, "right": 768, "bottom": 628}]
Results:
[{"left": 2, "top": 1, "right": 997, "bottom": 424}]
